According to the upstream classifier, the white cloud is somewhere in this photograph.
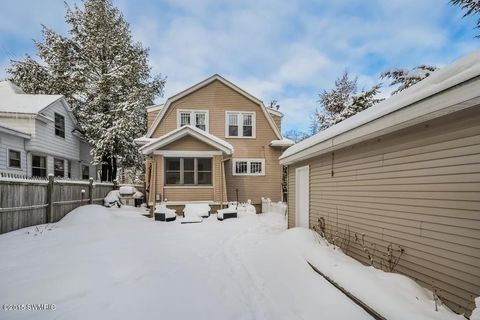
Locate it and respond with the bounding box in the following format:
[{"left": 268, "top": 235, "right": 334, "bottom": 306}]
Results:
[{"left": 1, "top": 0, "right": 477, "bottom": 133}]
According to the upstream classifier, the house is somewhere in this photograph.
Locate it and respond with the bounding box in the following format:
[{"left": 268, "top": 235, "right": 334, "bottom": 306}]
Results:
[
  {"left": 280, "top": 51, "right": 480, "bottom": 315},
  {"left": 0, "top": 81, "right": 97, "bottom": 179},
  {"left": 135, "top": 74, "right": 293, "bottom": 211}
]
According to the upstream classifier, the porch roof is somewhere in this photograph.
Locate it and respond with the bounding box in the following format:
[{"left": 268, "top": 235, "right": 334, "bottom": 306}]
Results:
[{"left": 139, "top": 125, "right": 234, "bottom": 155}]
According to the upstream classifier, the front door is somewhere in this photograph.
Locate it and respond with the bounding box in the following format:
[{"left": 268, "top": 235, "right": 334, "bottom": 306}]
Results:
[{"left": 295, "top": 166, "right": 310, "bottom": 228}]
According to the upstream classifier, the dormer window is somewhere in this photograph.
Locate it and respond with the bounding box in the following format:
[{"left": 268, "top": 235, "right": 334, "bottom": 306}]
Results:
[
  {"left": 226, "top": 111, "right": 255, "bottom": 138},
  {"left": 177, "top": 109, "right": 209, "bottom": 132},
  {"left": 54, "top": 113, "right": 65, "bottom": 138}
]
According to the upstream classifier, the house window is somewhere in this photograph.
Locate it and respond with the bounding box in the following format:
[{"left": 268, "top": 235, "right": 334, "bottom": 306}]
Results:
[
  {"left": 8, "top": 149, "right": 21, "bottom": 168},
  {"left": 178, "top": 110, "right": 209, "bottom": 131},
  {"left": 54, "top": 113, "right": 65, "bottom": 138},
  {"left": 54, "top": 158, "right": 65, "bottom": 177},
  {"left": 32, "top": 155, "right": 47, "bottom": 177},
  {"left": 82, "top": 165, "right": 90, "bottom": 180},
  {"left": 165, "top": 157, "right": 212, "bottom": 185},
  {"left": 67, "top": 160, "right": 72, "bottom": 178},
  {"left": 232, "top": 159, "right": 265, "bottom": 176},
  {"left": 226, "top": 112, "right": 255, "bottom": 138}
]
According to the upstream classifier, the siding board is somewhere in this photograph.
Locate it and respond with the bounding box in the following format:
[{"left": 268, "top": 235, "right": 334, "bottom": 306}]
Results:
[{"left": 288, "top": 107, "right": 480, "bottom": 314}]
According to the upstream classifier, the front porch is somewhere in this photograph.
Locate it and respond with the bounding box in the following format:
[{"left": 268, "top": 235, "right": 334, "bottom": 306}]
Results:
[{"left": 139, "top": 125, "right": 233, "bottom": 212}]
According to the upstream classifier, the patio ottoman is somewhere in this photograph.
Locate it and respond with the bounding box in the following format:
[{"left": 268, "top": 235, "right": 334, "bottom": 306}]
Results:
[
  {"left": 154, "top": 203, "right": 177, "bottom": 222},
  {"left": 217, "top": 207, "right": 237, "bottom": 221}
]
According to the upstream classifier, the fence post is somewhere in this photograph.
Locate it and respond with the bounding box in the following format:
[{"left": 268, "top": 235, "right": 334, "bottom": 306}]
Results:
[
  {"left": 46, "top": 174, "right": 54, "bottom": 223},
  {"left": 89, "top": 178, "right": 94, "bottom": 204}
]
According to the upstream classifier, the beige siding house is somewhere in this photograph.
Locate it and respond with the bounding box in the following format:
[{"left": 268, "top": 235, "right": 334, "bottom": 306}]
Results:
[
  {"left": 280, "top": 52, "right": 480, "bottom": 315},
  {"left": 136, "top": 75, "right": 293, "bottom": 211}
]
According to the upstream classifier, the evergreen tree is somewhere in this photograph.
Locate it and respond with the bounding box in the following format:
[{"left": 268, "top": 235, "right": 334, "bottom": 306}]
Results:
[
  {"left": 381, "top": 65, "right": 438, "bottom": 95},
  {"left": 312, "top": 72, "right": 383, "bottom": 131},
  {"left": 7, "top": 0, "right": 165, "bottom": 181},
  {"left": 451, "top": 0, "right": 480, "bottom": 37}
]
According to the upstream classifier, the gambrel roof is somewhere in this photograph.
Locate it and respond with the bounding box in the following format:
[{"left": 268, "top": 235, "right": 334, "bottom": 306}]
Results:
[{"left": 146, "top": 74, "right": 282, "bottom": 139}]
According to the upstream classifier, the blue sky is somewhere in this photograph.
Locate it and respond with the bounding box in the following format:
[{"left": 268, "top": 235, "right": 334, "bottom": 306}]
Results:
[{"left": 0, "top": 0, "right": 478, "bottom": 133}]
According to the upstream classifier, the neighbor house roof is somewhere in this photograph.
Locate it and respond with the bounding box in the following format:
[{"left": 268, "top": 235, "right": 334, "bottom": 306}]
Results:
[
  {"left": 0, "top": 81, "right": 63, "bottom": 114},
  {"left": 140, "top": 125, "right": 234, "bottom": 155},
  {"left": 145, "top": 74, "right": 282, "bottom": 139},
  {"left": 280, "top": 50, "right": 480, "bottom": 165},
  {"left": 0, "top": 123, "right": 30, "bottom": 139}
]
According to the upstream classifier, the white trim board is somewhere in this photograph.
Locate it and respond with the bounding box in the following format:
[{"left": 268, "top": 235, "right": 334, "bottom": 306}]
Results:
[
  {"left": 153, "top": 150, "right": 222, "bottom": 157},
  {"left": 146, "top": 74, "right": 281, "bottom": 139},
  {"left": 140, "top": 125, "right": 234, "bottom": 155}
]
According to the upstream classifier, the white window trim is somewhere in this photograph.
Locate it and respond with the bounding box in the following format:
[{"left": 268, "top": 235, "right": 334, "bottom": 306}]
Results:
[
  {"left": 177, "top": 109, "right": 209, "bottom": 132},
  {"left": 225, "top": 111, "right": 256, "bottom": 138},
  {"left": 7, "top": 148, "right": 22, "bottom": 170},
  {"left": 232, "top": 158, "right": 265, "bottom": 176}
]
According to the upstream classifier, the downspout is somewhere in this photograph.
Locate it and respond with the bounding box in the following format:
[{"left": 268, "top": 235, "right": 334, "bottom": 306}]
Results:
[{"left": 220, "top": 157, "right": 230, "bottom": 209}]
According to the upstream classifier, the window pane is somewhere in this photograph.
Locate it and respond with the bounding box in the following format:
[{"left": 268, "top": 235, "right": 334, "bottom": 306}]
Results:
[
  {"left": 250, "top": 161, "right": 262, "bottom": 174},
  {"left": 55, "top": 113, "right": 65, "bottom": 138},
  {"left": 243, "top": 125, "right": 252, "bottom": 137},
  {"left": 228, "top": 113, "right": 238, "bottom": 125},
  {"left": 54, "top": 158, "right": 64, "bottom": 177},
  {"left": 165, "top": 158, "right": 180, "bottom": 171},
  {"left": 8, "top": 150, "right": 21, "bottom": 168},
  {"left": 195, "top": 113, "right": 206, "bottom": 131},
  {"left": 243, "top": 114, "right": 252, "bottom": 126},
  {"left": 165, "top": 172, "right": 181, "bottom": 184},
  {"left": 184, "top": 172, "right": 195, "bottom": 184},
  {"left": 197, "top": 172, "right": 212, "bottom": 185},
  {"left": 180, "top": 112, "right": 191, "bottom": 126},
  {"left": 197, "top": 158, "right": 212, "bottom": 171},
  {"left": 82, "top": 165, "right": 89, "bottom": 179},
  {"left": 229, "top": 125, "right": 238, "bottom": 136},
  {"left": 32, "top": 168, "right": 47, "bottom": 178},
  {"left": 235, "top": 161, "right": 248, "bottom": 174},
  {"left": 184, "top": 158, "right": 194, "bottom": 171},
  {"left": 32, "top": 156, "right": 47, "bottom": 177},
  {"left": 32, "top": 155, "right": 46, "bottom": 168}
]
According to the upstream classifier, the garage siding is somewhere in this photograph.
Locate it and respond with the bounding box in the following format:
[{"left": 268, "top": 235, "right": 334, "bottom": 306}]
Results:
[{"left": 287, "top": 107, "right": 480, "bottom": 314}]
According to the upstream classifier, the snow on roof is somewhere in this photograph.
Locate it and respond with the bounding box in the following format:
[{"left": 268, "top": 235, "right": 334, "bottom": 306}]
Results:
[
  {"left": 146, "top": 103, "right": 164, "bottom": 112},
  {"left": 0, "top": 123, "right": 30, "bottom": 139},
  {"left": 266, "top": 108, "right": 283, "bottom": 117},
  {"left": 0, "top": 80, "right": 63, "bottom": 114},
  {"left": 140, "top": 125, "right": 234, "bottom": 155},
  {"left": 270, "top": 138, "right": 295, "bottom": 148},
  {"left": 280, "top": 50, "right": 480, "bottom": 164}
]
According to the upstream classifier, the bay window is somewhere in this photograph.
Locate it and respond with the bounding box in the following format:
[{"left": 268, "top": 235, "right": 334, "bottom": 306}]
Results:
[
  {"left": 226, "top": 111, "right": 255, "bottom": 138},
  {"left": 165, "top": 157, "right": 212, "bottom": 185}
]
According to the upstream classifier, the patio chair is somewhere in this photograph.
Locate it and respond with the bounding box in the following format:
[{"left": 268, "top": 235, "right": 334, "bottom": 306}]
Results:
[
  {"left": 154, "top": 203, "right": 177, "bottom": 222},
  {"left": 183, "top": 203, "right": 211, "bottom": 218},
  {"left": 217, "top": 202, "right": 238, "bottom": 221}
]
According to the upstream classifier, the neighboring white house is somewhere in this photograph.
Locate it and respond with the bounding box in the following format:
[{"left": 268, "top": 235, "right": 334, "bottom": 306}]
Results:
[{"left": 0, "top": 81, "right": 97, "bottom": 179}]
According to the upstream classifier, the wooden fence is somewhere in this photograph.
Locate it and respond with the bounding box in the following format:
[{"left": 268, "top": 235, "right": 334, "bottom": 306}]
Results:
[{"left": 0, "top": 176, "right": 115, "bottom": 234}]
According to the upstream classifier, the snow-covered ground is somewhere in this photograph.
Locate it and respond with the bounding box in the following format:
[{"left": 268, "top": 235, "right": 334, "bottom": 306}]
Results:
[{"left": 0, "top": 205, "right": 468, "bottom": 320}]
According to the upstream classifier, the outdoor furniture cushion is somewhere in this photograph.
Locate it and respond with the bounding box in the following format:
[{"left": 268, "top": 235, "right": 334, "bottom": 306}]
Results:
[
  {"left": 119, "top": 185, "right": 136, "bottom": 195},
  {"left": 217, "top": 207, "right": 237, "bottom": 221},
  {"left": 181, "top": 216, "right": 203, "bottom": 224},
  {"left": 154, "top": 203, "right": 176, "bottom": 222},
  {"left": 183, "top": 203, "right": 211, "bottom": 218}
]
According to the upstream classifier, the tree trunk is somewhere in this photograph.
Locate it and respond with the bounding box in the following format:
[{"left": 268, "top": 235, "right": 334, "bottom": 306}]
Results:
[
  {"left": 112, "top": 157, "right": 117, "bottom": 182},
  {"left": 101, "top": 154, "right": 113, "bottom": 182}
]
